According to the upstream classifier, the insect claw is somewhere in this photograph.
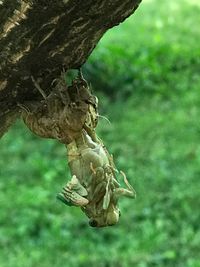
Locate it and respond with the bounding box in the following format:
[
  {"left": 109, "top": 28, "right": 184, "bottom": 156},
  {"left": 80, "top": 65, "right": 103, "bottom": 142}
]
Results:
[
  {"left": 31, "top": 75, "right": 47, "bottom": 100},
  {"left": 51, "top": 79, "right": 57, "bottom": 86},
  {"left": 78, "top": 68, "right": 83, "bottom": 79},
  {"left": 17, "top": 103, "right": 31, "bottom": 113}
]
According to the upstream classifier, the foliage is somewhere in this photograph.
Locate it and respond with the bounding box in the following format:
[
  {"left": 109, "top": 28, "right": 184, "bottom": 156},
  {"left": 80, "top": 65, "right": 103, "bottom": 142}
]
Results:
[
  {"left": 85, "top": 0, "right": 200, "bottom": 100},
  {"left": 0, "top": 0, "right": 200, "bottom": 266}
]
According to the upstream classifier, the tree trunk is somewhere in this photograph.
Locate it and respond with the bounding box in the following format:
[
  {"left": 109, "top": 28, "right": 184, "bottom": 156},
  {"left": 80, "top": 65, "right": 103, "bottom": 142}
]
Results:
[{"left": 0, "top": 0, "right": 141, "bottom": 137}]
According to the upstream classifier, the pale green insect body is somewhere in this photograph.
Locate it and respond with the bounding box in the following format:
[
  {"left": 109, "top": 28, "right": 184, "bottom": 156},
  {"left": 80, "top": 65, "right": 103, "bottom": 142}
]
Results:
[{"left": 63, "top": 129, "right": 128, "bottom": 227}]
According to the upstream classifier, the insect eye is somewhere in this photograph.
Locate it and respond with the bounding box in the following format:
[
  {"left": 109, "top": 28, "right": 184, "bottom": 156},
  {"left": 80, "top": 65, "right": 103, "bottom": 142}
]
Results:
[
  {"left": 89, "top": 219, "right": 98, "bottom": 227},
  {"left": 119, "top": 211, "right": 121, "bottom": 217}
]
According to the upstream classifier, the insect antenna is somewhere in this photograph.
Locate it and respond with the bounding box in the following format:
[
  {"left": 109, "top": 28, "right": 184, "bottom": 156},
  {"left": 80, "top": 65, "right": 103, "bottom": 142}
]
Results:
[{"left": 98, "top": 115, "right": 111, "bottom": 124}]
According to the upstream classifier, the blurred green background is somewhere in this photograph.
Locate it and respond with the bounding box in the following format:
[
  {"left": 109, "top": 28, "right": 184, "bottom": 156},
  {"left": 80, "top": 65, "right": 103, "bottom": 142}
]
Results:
[{"left": 0, "top": 0, "right": 200, "bottom": 266}]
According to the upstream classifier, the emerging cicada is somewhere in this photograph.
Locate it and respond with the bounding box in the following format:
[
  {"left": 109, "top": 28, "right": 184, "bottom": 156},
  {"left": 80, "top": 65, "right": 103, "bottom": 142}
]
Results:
[
  {"left": 19, "top": 71, "right": 136, "bottom": 227},
  {"left": 58, "top": 129, "right": 136, "bottom": 227}
]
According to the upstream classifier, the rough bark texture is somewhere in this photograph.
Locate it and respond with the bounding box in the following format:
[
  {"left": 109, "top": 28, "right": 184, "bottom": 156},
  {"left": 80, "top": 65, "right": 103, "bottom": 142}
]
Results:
[{"left": 0, "top": 0, "right": 141, "bottom": 137}]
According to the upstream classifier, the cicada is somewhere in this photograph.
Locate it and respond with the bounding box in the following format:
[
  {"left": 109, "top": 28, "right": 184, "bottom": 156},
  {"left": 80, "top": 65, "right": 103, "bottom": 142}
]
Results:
[
  {"left": 19, "top": 71, "right": 136, "bottom": 227},
  {"left": 58, "top": 128, "right": 136, "bottom": 227}
]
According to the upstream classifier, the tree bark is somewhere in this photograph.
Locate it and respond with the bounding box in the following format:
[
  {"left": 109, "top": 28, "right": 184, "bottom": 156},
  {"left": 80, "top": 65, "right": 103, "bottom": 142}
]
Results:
[{"left": 0, "top": 0, "right": 141, "bottom": 137}]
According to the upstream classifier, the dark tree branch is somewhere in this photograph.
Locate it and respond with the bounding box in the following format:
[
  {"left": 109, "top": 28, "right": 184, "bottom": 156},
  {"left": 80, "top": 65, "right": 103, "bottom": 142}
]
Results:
[{"left": 0, "top": 0, "right": 141, "bottom": 137}]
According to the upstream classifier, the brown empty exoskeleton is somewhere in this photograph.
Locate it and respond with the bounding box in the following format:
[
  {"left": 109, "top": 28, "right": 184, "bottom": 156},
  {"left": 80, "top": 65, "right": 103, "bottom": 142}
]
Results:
[{"left": 19, "top": 71, "right": 136, "bottom": 227}]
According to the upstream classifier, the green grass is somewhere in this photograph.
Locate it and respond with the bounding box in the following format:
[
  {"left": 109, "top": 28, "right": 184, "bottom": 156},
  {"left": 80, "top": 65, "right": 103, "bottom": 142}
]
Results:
[{"left": 0, "top": 0, "right": 200, "bottom": 266}]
